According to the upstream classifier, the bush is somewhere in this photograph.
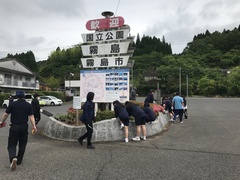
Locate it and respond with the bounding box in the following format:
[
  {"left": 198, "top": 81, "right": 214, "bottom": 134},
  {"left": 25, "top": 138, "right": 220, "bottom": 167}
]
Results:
[
  {"left": 54, "top": 102, "right": 164, "bottom": 126},
  {"left": 95, "top": 110, "right": 115, "bottom": 122},
  {"left": 0, "top": 93, "right": 11, "bottom": 107}
]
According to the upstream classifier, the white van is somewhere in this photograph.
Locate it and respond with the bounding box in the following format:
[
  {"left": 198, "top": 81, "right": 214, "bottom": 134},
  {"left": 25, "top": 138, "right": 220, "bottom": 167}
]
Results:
[{"left": 2, "top": 94, "right": 33, "bottom": 108}]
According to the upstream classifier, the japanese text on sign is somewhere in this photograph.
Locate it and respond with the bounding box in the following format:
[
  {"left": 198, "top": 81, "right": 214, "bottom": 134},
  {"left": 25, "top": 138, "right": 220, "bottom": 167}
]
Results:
[
  {"left": 86, "top": 16, "right": 124, "bottom": 30},
  {"left": 81, "top": 42, "right": 130, "bottom": 56},
  {"left": 82, "top": 29, "right": 129, "bottom": 43},
  {"left": 81, "top": 56, "right": 129, "bottom": 68}
]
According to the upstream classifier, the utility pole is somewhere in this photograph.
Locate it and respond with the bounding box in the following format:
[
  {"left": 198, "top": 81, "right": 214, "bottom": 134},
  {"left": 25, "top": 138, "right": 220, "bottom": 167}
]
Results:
[
  {"left": 186, "top": 71, "right": 188, "bottom": 97},
  {"left": 179, "top": 66, "right": 182, "bottom": 95}
]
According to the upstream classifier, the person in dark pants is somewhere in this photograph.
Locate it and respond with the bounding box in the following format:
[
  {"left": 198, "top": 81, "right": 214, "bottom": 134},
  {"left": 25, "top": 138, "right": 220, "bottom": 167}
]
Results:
[
  {"left": 162, "top": 96, "right": 174, "bottom": 122},
  {"left": 172, "top": 92, "right": 184, "bottom": 123},
  {"left": 9, "top": 95, "right": 14, "bottom": 104},
  {"left": 113, "top": 100, "right": 130, "bottom": 142},
  {"left": 143, "top": 102, "right": 157, "bottom": 123},
  {"left": 0, "top": 91, "right": 37, "bottom": 171},
  {"left": 78, "top": 92, "right": 95, "bottom": 149},
  {"left": 31, "top": 93, "right": 41, "bottom": 125},
  {"left": 130, "top": 88, "right": 136, "bottom": 101},
  {"left": 182, "top": 95, "right": 188, "bottom": 119},
  {"left": 125, "top": 101, "right": 147, "bottom": 141}
]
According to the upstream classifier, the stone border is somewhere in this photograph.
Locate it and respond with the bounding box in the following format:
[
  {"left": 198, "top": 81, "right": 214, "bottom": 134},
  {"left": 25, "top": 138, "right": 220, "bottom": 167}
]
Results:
[{"left": 43, "top": 113, "right": 170, "bottom": 142}]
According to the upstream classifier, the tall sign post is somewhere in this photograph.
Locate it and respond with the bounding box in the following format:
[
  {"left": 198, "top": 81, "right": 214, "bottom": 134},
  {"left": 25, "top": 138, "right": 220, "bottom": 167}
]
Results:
[{"left": 80, "top": 11, "right": 135, "bottom": 103}]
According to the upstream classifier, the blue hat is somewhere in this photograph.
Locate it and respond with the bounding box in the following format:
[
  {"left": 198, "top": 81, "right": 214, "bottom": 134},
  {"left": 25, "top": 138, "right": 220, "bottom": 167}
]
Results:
[{"left": 16, "top": 91, "right": 25, "bottom": 98}]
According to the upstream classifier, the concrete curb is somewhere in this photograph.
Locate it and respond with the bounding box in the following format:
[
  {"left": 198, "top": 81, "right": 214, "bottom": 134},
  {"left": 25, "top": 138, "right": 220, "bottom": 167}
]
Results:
[{"left": 43, "top": 113, "right": 170, "bottom": 142}]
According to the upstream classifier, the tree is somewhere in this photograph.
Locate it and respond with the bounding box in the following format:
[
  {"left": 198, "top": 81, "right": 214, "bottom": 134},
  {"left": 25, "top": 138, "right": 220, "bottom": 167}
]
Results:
[
  {"left": 45, "top": 76, "right": 60, "bottom": 91},
  {"left": 227, "top": 66, "right": 240, "bottom": 96},
  {"left": 7, "top": 51, "right": 37, "bottom": 72},
  {"left": 198, "top": 77, "right": 216, "bottom": 96}
]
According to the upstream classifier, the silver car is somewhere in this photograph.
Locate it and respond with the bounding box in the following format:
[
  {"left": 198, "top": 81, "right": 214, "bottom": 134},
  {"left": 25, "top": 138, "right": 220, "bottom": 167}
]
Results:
[{"left": 39, "top": 96, "right": 63, "bottom": 106}]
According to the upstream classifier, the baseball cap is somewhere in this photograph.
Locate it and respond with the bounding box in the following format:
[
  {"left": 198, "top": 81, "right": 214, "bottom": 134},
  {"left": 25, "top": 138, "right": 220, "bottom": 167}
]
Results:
[{"left": 16, "top": 91, "right": 25, "bottom": 98}]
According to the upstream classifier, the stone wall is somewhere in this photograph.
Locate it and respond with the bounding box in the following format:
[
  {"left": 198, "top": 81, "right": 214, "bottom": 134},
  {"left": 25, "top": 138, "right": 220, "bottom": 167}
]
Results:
[{"left": 43, "top": 113, "right": 170, "bottom": 142}]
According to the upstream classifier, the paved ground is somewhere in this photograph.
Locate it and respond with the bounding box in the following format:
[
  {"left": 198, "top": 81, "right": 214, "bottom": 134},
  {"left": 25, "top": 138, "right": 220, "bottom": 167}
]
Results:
[{"left": 0, "top": 97, "right": 240, "bottom": 180}]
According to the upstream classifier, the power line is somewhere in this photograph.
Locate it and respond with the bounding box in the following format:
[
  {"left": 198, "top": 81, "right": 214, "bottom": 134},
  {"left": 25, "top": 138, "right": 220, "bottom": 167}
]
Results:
[{"left": 114, "top": 0, "right": 121, "bottom": 16}]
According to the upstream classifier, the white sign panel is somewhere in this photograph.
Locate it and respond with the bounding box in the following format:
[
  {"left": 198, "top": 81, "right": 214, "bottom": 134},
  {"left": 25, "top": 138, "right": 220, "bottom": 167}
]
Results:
[
  {"left": 81, "top": 42, "right": 130, "bottom": 56},
  {"left": 80, "top": 69, "right": 129, "bottom": 103},
  {"left": 73, "top": 96, "right": 81, "bottom": 109},
  {"left": 81, "top": 29, "right": 130, "bottom": 43},
  {"left": 81, "top": 56, "right": 129, "bottom": 68}
]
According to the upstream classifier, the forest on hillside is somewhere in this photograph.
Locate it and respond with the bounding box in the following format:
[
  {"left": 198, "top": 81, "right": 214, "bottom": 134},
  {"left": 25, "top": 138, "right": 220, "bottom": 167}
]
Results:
[{"left": 3, "top": 25, "right": 240, "bottom": 97}]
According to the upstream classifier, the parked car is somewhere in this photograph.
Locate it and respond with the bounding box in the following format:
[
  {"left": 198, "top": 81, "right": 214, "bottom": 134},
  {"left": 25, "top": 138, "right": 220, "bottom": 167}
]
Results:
[
  {"left": 39, "top": 96, "right": 63, "bottom": 106},
  {"left": 39, "top": 99, "right": 46, "bottom": 106},
  {"left": 2, "top": 94, "right": 34, "bottom": 108}
]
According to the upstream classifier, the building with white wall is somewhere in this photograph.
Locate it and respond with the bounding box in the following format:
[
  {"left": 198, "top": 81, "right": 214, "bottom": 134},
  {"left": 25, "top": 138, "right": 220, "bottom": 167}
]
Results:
[{"left": 0, "top": 58, "right": 39, "bottom": 93}]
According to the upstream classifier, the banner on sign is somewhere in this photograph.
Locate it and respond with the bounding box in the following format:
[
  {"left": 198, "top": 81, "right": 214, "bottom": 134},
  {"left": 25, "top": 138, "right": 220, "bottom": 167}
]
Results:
[
  {"left": 81, "top": 29, "right": 130, "bottom": 43},
  {"left": 81, "top": 42, "right": 130, "bottom": 56},
  {"left": 86, "top": 16, "right": 124, "bottom": 31},
  {"left": 81, "top": 56, "right": 129, "bottom": 68},
  {"left": 80, "top": 69, "right": 129, "bottom": 103}
]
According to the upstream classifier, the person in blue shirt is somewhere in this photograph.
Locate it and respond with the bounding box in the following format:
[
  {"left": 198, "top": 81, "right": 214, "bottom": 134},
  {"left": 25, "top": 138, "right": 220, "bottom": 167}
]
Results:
[
  {"left": 125, "top": 101, "right": 147, "bottom": 141},
  {"left": 172, "top": 92, "right": 184, "bottom": 123},
  {"left": 78, "top": 92, "right": 95, "bottom": 149},
  {"left": 113, "top": 100, "right": 130, "bottom": 142}
]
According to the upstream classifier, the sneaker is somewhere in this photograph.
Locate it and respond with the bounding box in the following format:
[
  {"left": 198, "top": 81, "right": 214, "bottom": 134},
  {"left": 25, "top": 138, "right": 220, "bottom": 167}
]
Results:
[
  {"left": 132, "top": 137, "right": 140, "bottom": 141},
  {"left": 125, "top": 138, "right": 129, "bottom": 142},
  {"left": 180, "top": 121, "right": 183, "bottom": 124},
  {"left": 141, "top": 136, "right": 146, "bottom": 141},
  {"left": 78, "top": 138, "right": 83, "bottom": 145},
  {"left": 10, "top": 158, "right": 17, "bottom": 171},
  {"left": 120, "top": 123, "right": 124, "bottom": 130},
  {"left": 87, "top": 145, "right": 95, "bottom": 149}
]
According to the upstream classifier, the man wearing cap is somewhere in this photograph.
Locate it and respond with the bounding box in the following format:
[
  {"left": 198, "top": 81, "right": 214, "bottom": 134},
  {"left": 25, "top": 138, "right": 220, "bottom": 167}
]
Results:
[{"left": 0, "top": 91, "right": 37, "bottom": 171}]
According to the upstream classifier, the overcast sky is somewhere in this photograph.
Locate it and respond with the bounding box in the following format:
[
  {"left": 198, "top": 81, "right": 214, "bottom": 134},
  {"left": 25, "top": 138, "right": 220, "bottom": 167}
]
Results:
[{"left": 0, "top": 0, "right": 240, "bottom": 61}]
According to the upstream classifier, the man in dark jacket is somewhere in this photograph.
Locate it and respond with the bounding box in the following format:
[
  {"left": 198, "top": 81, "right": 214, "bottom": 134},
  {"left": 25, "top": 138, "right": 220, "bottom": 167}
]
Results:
[{"left": 0, "top": 91, "right": 37, "bottom": 171}]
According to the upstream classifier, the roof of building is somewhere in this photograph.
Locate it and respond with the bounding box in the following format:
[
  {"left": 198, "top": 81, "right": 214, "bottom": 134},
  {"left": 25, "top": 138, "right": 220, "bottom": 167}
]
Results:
[{"left": 0, "top": 58, "right": 34, "bottom": 75}]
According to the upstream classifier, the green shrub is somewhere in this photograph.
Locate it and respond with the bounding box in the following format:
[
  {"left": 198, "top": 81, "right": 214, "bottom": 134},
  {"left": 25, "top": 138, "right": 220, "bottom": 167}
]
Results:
[
  {"left": 95, "top": 110, "right": 115, "bottom": 122},
  {"left": 0, "top": 93, "right": 11, "bottom": 107}
]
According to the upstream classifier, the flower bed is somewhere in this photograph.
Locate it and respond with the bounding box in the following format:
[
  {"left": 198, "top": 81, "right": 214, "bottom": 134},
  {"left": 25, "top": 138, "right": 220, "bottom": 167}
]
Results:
[{"left": 54, "top": 102, "right": 165, "bottom": 125}]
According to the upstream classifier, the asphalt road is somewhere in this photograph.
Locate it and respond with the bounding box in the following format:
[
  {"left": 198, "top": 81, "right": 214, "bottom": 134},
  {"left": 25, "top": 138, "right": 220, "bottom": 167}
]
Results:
[{"left": 0, "top": 98, "right": 239, "bottom": 180}]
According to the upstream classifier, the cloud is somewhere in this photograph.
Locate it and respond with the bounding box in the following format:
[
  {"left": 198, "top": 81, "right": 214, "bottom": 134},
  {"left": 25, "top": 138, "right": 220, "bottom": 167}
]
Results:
[
  {"left": 0, "top": 0, "right": 87, "bottom": 19},
  {"left": 0, "top": 0, "right": 240, "bottom": 59}
]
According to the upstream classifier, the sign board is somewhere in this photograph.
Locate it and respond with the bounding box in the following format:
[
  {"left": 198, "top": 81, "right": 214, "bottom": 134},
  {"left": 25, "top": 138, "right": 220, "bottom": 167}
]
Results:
[
  {"left": 80, "top": 69, "right": 129, "bottom": 103},
  {"left": 81, "top": 56, "right": 129, "bottom": 68},
  {"left": 81, "top": 29, "right": 130, "bottom": 43},
  {"left": 81, "top": 42, "right": 130, "bottom": 56},
  {"left": 73, "top": 96, "right": 81, "bottom": 109},
  {"left": 86, "top": 16, "right": 124, "bottom": 31}
]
